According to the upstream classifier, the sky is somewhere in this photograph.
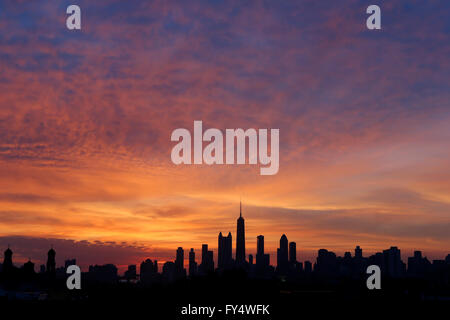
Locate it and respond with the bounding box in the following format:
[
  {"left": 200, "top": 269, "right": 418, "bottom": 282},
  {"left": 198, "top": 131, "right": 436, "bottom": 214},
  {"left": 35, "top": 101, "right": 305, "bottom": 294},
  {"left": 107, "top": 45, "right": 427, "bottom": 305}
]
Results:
[{"left": 0, "top": 0, "right": 449, "bottom": 272}]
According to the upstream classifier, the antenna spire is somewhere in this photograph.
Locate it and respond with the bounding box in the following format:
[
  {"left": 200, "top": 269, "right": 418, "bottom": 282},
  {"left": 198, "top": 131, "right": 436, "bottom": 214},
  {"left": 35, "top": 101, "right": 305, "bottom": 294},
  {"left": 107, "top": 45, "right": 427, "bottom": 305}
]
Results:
[{"left": 240, "top": 198, "right": 242, "bottom": 218}]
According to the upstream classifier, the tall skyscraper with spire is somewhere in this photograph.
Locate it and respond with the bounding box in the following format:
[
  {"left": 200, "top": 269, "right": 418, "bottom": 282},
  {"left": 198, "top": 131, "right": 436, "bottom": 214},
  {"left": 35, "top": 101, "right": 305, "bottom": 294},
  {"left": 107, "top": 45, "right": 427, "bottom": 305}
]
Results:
[{"left": 236, "top": 201, "right": 246, "bottom": 264}]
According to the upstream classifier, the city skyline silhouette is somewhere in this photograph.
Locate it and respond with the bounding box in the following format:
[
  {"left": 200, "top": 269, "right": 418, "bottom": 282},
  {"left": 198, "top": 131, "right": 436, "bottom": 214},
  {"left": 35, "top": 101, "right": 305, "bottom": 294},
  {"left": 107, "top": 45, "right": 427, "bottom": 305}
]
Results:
[
  {"left": 2, "top": 204, "right": 449, "bottom": 281},
  {"left": 1, "top": 200, "right": 449, "bottom": 314}
]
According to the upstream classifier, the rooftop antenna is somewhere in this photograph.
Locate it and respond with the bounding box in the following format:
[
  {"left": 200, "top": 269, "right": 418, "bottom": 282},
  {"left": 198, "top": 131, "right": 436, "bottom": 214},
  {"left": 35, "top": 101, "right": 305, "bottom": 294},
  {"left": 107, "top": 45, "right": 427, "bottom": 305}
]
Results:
[{"left": 240, "top": 197, "right": 242, "bottom": 218}]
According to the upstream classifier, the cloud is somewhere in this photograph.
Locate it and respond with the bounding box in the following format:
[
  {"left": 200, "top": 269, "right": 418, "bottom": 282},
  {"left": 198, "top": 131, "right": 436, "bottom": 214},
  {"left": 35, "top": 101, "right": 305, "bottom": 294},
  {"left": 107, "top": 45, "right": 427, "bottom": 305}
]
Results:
[
  {"left": 0, "top": 210, "right": 62, "bottom": 225},
  {"left": 360, "top": 188, "right": 450, "bottom": 216},
  {"left": 243, "top": 203, "right": 450, "bottom": 242},
  {"left": 0, "top": 193, "right": 63, "bottom": 204}
]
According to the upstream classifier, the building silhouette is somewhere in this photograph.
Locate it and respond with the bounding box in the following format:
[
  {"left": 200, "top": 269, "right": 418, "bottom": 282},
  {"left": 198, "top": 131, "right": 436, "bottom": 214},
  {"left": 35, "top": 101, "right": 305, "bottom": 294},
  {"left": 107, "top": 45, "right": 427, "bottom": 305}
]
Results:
[
  {"left": 218, "top": 232, "right": 232, "bottom": 269},
  {"left": 256, "top": 235, "right": 264, "bottom": 266},
  {"left": 189, "top": 248, "right": 197, "bottom": 276},
  {"left": 162, "top": 261, "right": 175, "bottom": 282},
  {"left": 200, "top": 244, "right": 214, "bottom": 274},
  {"left": 3, "top": 247, "right": 13, "bottom": 273},
  {"left": 277, "top": 234, "right": 289, "bottom": 274},
  {"left": 304, "top": 260, "right": 312, "bottom": 273},
  {"left": 125, "top": 265, "right": 137, "bottom": 280},
  {"left": 23, "top": 260, "right": 35, "bottom": 276},
  {"left": 383, "top": 246, "right": 405, "bottom": 277},
  {"left": 353, "top": 245, "right": 365, "bottom": 274},
  {"left": 368, "top": 252, "right": 383, "bottom": 271},
  {"left": 289, "top": 242, "right": 296, "bottom": 264},
  {"left": 408, "top": 251, "right": 431, "bottom": 277},
  {"left": 88, "top": 264, "right": 118, "bottom": 283},
  {"left": 256, "top": 235, "right": 270, "bottom": 270},
  {"left": 355, "top": 245, "right": 362, "bottom": 259},
  {"left": 65, "top": 259, "right": 76, "bottom": 270},
  {"left": 1, "top": 211, "right": 450, "bottom": 294},
  {"left": 46, "top": 248, "right": 56, "bottom": 276},
  {"left": 315, "top": 249, "right": 337, "bottom": 275},
  {"left": 175, "top": 247, "right": 184, "bottom": 271},
  {"left": 236, "top": 201, "right": 246, "bottom": 265},
  {"left": 175, "top": 247, "right": 186, "bottom": 278},
  {"left": 140, "top": 259, "right": 158, "bottom": 283}
]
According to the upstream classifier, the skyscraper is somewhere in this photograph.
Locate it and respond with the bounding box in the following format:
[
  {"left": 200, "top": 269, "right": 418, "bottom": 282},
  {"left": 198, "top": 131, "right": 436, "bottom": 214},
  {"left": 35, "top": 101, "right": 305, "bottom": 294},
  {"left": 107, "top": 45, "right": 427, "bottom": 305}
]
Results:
[
  {"left": 354, "top": 245, "right": 364, "bottom": 274},
  {"left": 277, "top": 234, "right": 289, "bottom": 273},
  {"left": 175, "top": 247, "right": 184, "bottom": 271},
  {"left": 408, "top": 251, "right": 430, "bottom": 276},
  {"left": 189, "top": 248, "right": 197, "bottom": 276},
  {"left": 125, "top": 265, "right": 137, "bottom": 280},
  {"left": 315, "top": 249, "right": 338, "bottom": 275},
  {"left": 289, "top": 242, "right": 297, "bottom": 264},
  {"left": 140, "top": 258, "right": 158, "bottom": 283},
  {"left": 257, "top": 235, "right": 264, "bottom": 256},
  {"left": 355, "top": 245, "right": 363, "bottom": 259},
  {"left": 256, "top": 235, "right": 264, "bottom": 266},
  {"left": 175, "top": 247, "right": 186, "bottom": 278},
  {"left": 383, "top": 246, "right": 405, "bottom": 278},
  {"left": 218, "top": 232, "right": 232, "bottom": 269},
  {"left": 202, "top": 244, "right": 208, "bottom": 267},
  {"left": 304, "top": 260, "right": 312, "bottom": 273},
  {"left": 256, "top": 235, "right": 270, "bottom": 270},
  {"left": 200, "top": 244, "right": 214, "bottom": 273},
  {"left": 236, "top": 201, "right": 246, "bottom": 264},
  {"left": 47, "top": 247, "right": 56, "bottom": 275}
]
